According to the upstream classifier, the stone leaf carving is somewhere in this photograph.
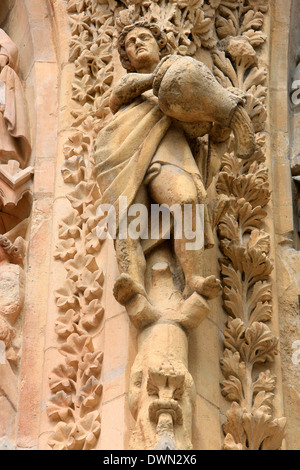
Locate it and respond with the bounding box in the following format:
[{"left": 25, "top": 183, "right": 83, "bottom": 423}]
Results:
[
  {"left": 215, "top": 0, "right": 286, "bottom": 450},
  {"left": 49, "top": 6, "right": 109, "bottom": 449},
  {"left": 47, "top": 333, "right": 103, "bottom": 450},
  {"left": 223, "top": 402, "right": 286, "bottom": 451},
  {"left": 49, "top": 178, "right": 105, "bottom": 450}
]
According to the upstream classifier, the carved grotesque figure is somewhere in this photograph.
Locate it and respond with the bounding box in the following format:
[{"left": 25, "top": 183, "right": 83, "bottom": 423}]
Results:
[
  {"left": 0, "top": 29, "right": 31, "bottom": 169},
  {"left": 0, "top": 235, "right": 25, "bottom": 323},
  {"left": 94, "top": 25, "right": 256, "bottom": 448},
  {"left": 95, "top": 21, "right": 255, "bottom": 309},
  {"left": 0, "top": 235, "right": 24, "bottom": 411}
]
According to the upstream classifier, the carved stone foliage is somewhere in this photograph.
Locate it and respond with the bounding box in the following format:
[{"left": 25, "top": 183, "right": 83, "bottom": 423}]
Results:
[
  {"left": 47, "top": 335, "right": 103, "bottom": 450},
  {"left": 47, "top": 0, "right": 113, "bottom": 451},
  {"left": 54, "top": 0, "right": 286, "bottom": 451},
  {"left": 214, "top": 1, "right": 287, "bottom": 450},
  {"left": 47, "top": 182, "right": 105, "bottom": 450}
]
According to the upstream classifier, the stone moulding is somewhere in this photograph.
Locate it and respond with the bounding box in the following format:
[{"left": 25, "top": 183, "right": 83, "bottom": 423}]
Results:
[
  {"left": 49, "top": 0, "right": 287, "bottom": 450},
  {"left": 0, "top": 161, "right": 33, "bottom": 208}
]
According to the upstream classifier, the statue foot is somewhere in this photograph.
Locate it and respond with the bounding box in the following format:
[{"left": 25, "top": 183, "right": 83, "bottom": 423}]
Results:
[
  {"left": 184, "top": 275, "right": 222, "bottom": 300},
  {"left": 113, "top": 273, "right": 147, "bottom": 306}
]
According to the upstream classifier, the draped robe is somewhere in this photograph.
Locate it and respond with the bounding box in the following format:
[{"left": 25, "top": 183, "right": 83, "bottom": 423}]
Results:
[
  {"left": 0, "top": 29, "right": 31, "bottom": 168},
  {"left": 94, "top": 92, "right": 215, "bottom": 249}
]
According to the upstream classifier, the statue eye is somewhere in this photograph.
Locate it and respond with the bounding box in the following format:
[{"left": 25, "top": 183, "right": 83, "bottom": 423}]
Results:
[
  {"left": 126, "top": 38, "right": 135, "bottom": 47},
  {"left": 140, "top": 34, "right": 151, "bottom": 41}
]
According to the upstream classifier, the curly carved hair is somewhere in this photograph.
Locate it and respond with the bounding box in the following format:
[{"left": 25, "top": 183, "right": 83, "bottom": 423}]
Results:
[
  {"left": 0, "top": 235, "right": 23, "bottom": 265},
  {"left": 118, "top": 21, "right": 170, "bottom": 72}
]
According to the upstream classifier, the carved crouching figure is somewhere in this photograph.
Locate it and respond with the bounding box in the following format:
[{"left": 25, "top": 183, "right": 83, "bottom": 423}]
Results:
[
  {"left": 95, "top": 21, "right": 255, "bottom": 307},
  {"left": 0, "top": 235, "right": 25, "bottom": 411},
  {"left": 128, "top": 259, "right": 211, "bottom": 450},
  {"left": 94, "top": 21, "right": 255, "bottom": 449},
  {"left": 0, "top": 235, "right": 25, "bottom": 323}
]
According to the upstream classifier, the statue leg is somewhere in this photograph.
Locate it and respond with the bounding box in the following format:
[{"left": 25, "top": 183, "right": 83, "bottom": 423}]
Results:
[
  {"left": 113, "top": 186, "right": 148, "bottom": 305},
  {"left": 148, "top": 164, "right": 222, "bottom": 300}
]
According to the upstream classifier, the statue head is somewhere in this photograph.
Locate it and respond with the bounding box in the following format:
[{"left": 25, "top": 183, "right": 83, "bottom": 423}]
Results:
[
  {"left": 0, "top": 29, "right": 19, "bottom": 71},
  {"left": 0, "top": 235, "right": 22, "bottom": 266},
  {"left": 118, "top": 21, "right": 169, "bottom": 73}
]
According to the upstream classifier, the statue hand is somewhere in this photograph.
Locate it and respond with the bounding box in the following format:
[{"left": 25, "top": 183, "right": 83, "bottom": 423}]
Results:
[
  {"left": 153, "top": 55, "right": 182, "bottom": 97},
  {"left": 109, "top": 72, "right": 154, "bottom": 114}
]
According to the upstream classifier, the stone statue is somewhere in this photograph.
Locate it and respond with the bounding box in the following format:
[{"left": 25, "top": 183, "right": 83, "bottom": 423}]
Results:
[
  {"left": 0, "top": 234, "right": 25, "bottom": 323},
  {"left": 0, "top": 235, "right": 25, "bottom": 411},
  {"left": 94, "top": 21, "right": 256, "bottom": 449},
  {"left": 95, "top": 21, "right": 255, "bottom": 310},
  {"left": 0, "top": 29, "right": 31, "bottom": 169}
]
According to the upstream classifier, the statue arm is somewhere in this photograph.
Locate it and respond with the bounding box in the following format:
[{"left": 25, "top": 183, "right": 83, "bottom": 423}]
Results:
[
  {"left": 0, "top": 80, "right": 5, "bottom": 112},
  {"left": 109, "top": 73, "right": 154, "bottom": 114}
]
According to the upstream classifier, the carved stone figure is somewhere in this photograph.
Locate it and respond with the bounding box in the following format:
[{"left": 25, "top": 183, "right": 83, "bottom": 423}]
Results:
[
  {"left": 93, "top": 20, "right": 256, "bottom": 449},
  {"left": 0, "top": 235, "right": 25, "bottom": 328},
  {"left": 95, "top": 21, "right": 255, "bottom": 308},
  {"left": 0, "top": 234, "right": 25, "bottom": 412},
  {"left": 0, "top": 29, "right": 31, "bottom": 169}
]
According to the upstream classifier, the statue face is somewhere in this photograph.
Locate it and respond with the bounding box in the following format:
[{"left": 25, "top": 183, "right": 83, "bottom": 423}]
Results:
[
  {"left": 0, "top": 246, "right": 8, "bottom": 265},
  {"left": 125, "top": 27, "right": 160, "bottom": 73}
]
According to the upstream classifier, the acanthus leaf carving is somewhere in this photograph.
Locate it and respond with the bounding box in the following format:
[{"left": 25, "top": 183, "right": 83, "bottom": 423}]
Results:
[
  {"left": 215, "top": 0, "right": 286, "bottom": 450},
  {"left": 223, "top": 402, "right": 285, "bottom": 451}
]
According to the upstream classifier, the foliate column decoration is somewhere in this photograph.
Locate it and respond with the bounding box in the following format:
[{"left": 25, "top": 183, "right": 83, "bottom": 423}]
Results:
[
  {"left": 213, "top": 1, "right": 287, "bottom": 450},
  {"left": 0, "top": 29, "right": 32, "bottom": 420},
  {"left": 46, "top": 0, "right": 110, "bottom": 450}
]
